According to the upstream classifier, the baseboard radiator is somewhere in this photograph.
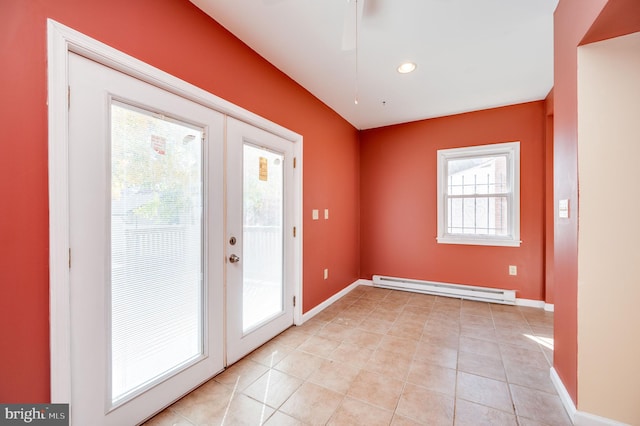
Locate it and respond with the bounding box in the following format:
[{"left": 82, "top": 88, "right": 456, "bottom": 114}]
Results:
[{"left": 372, "top": 275, "right": 516, "bottom": 305}]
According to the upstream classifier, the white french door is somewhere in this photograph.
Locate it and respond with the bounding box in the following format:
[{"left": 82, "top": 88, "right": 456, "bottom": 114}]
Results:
[
  {"left": 68, "top": 52, "right": 224, "bottom": 425},
  {"left": 226, "top": 117, "right": 296, "bottom": 364}
]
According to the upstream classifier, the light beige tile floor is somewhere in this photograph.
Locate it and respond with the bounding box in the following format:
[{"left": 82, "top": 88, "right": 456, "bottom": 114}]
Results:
[{"left": 144, "top": 285, "right": 570, "bottom": 425}]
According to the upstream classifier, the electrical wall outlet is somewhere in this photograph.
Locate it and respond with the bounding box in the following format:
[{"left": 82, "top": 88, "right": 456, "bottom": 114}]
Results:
[
  {"left": 324, "top": 268, "right": 329, "bottom": 280},
  {"left": 509, "top": 265, "right": 517, "bottom": 276}
]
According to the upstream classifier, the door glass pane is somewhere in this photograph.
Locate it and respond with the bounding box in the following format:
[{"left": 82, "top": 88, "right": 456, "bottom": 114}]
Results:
[
  {"left": 243, "top": 144, "right": 284, "bottom": 332},
  {"left": 110, "top": 101, "right": 204, "bottom": 404}
]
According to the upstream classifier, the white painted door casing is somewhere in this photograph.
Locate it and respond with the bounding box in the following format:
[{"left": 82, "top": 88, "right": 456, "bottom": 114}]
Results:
[{"left": 48, "top": 19, "right": 303, "bottom": 424}]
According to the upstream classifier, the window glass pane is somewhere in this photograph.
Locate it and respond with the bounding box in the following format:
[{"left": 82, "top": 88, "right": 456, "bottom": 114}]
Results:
[
  {"left": 447, "top": 196, "right": 509, "bottom": 235},
  {"left": 447, "top": 155, "right": 508, "bottom": 195},
  {"left": 110, "top": 101, "right": 203, "bottom": 404},
  {"left": 242, "top": 144, "right": 284, "bottom": 332}
]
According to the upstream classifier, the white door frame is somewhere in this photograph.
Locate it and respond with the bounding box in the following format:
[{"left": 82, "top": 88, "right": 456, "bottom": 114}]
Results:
[{"left": 47, "top": 19, "right": 303, "bottom": 405}]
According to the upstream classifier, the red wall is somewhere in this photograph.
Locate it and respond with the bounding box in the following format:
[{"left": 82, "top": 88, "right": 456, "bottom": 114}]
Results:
[
  {"left": 582, "top": 0, "right": 640, "bottom": 45},
  {"left": 553, "top": 0, "right": 640, "bottom": 405},
  {"left": 0, "top": 0, "right": 360, "bottom": 402},
  {"left": 553, "top": 0, "right": 609, "bottom": 404},
  {"left": 544, "top": 90, "right": 554, "bottom": 305},
  {"left": 360, "top": 102, "right": 546, "bottom": 300}
]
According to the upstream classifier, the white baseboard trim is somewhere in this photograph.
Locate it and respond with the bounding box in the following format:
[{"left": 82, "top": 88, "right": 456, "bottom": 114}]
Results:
[
  {"left": 516, "top": 298, "right": 546, "bottom": 309},
  {"left": 299, "top": 280, "right": 364, "bottom": 324},
  {"left": 550, "top": 367, "right": 576, "bottom": 423},
  {"left": 544, "top": 303, "right": 555, "bottom": 312},
  {"left": 574, "top": 412, "right": 630, "bottom": 426}
]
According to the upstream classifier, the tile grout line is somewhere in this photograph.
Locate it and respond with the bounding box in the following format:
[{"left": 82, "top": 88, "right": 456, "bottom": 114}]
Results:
[
  {"left": 388, "top": 293, "right": 431, "bottom": 424},
  {"left": 491, "top": 302, "right": 520, "bottom": 423},
  {"left": 451, "top": 298, "right": 463, "bottom": 426}
]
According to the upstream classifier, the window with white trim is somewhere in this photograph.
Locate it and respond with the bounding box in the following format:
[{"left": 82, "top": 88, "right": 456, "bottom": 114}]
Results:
[{"left": 437, "top": 142, "right": 520, "bottom": 247}]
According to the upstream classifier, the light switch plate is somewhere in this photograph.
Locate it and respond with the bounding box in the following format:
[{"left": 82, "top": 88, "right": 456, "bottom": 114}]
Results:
[
  {"left": 312, "top": 209, "right": 319, "bottom": 220},
  {"left": 324, "top": 209, "right": 329, "bottom": 220},
  {"left": 559, "top": 199, "right": 569, "bottom": 219}
]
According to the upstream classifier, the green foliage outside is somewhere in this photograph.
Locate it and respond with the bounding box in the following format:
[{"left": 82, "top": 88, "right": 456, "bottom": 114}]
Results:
[{"left": 111, "top": 103, "right": 202, "bottom": 226}]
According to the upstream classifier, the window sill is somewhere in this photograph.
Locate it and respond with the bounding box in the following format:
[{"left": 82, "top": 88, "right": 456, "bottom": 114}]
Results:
[{"left": 437, "top": 237, "right": 521, "bottom": 247}]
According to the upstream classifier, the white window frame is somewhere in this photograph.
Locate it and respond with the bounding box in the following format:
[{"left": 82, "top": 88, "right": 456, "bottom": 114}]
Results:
[{"left": 437, "top": 141, "right": 521, "bottom": 247}]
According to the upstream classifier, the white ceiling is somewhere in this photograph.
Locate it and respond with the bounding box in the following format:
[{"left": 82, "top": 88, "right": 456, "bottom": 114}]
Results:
[{"left": 190, "top": 0, "right": 559, "bottom": 130}]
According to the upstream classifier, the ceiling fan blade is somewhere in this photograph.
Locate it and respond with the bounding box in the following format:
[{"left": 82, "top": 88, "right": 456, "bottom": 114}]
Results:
[{"left": 341, "top": 0, "right": 364, "bottom": 51}]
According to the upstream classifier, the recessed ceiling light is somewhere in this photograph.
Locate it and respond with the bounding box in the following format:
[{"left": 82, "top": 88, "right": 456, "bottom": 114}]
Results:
[{"left": 397, "top": 62, "right": 417, "bottom": 74}]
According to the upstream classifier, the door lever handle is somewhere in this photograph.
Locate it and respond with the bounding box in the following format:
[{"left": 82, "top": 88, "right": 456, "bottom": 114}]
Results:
[{"left": 229, "top": 254, "right": 240, "bottom": 263}]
